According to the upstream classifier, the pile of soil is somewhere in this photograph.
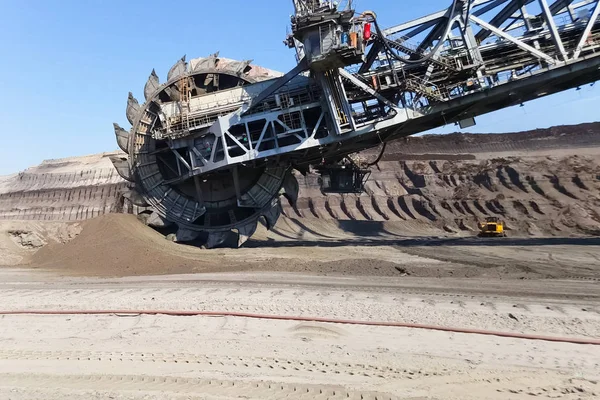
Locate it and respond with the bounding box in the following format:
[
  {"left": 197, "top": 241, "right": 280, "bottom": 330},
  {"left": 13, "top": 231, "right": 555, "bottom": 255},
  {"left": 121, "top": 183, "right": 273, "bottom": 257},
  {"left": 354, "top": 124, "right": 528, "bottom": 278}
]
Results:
[
  {"left": 29, "top": 214, "right": 434, "bottom": 277},
  {"left": 30, "top": 214, "right": 216, "bottom": 276}
]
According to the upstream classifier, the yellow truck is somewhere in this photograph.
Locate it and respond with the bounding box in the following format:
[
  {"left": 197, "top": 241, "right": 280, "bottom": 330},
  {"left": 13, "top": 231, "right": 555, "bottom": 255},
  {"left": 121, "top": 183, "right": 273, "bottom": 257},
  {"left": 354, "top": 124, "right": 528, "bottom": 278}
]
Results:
[{"left": 478, "top": 217, "right": 507, "bottom": 237}]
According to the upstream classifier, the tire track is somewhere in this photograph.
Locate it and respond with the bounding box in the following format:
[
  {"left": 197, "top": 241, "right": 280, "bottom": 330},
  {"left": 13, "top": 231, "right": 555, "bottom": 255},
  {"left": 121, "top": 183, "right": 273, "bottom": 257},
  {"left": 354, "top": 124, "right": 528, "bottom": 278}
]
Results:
[
  {"left": 0, "top": 373, "right": 398, "bottom": 400},
  {"left": 0, "top": 349, "right": 416, "bottom": 380}
]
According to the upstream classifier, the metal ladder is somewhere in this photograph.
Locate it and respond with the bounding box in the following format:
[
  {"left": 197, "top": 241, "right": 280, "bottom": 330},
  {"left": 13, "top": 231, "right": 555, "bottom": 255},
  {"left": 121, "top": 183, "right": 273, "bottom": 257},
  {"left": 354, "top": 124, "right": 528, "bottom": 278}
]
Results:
[{"left": 179, "top": 75, "right": 191, "bottom": 133}]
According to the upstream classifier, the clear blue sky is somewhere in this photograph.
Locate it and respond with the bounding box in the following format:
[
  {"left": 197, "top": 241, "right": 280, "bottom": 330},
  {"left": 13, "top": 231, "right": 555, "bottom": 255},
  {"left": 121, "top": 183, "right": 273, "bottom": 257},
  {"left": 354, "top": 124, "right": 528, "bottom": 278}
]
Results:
[{"left": 0, "top": 0, "right": 598, "bottom": 175}]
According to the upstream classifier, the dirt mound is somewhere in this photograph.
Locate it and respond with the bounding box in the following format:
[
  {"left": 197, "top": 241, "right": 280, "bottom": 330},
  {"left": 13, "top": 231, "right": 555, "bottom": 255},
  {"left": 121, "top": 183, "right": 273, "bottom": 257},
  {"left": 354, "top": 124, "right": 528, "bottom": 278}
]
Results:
[
  {"left": 29, "top": 214, "right": 440, "bottom": 277},
  {"left": 30, "top": 214, "right": 216, "bottom": 276},
  {"left": 0, "top": 220, "right": 82, "bottom": 266}
]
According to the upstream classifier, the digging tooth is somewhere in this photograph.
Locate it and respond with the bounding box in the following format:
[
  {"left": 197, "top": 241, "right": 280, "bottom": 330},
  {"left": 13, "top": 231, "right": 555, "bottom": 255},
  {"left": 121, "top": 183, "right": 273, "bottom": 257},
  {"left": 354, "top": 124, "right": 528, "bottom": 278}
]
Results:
[
  {"left": 167, "top": 55, "right": 187, "bottom": 81},
  {"left": 281, "top": 173, "right": 299, "bottom": 206},
  {"left": 145, "top": 212, "right": 172, "bottom": 228},
  {"left": 113, "top": 123, "right": 130, "bottom": 153},
  {"left": 163, "top": 86, "right": 175, "bottom": 102},
  {"left": 193, "top": 52, "right": 220, "bottom": 72},
  {"left": 109, "top": 155, "right": 133, "bottom": 182},
  {"left": 126, "top": 92, "right": 141, "bottom": 125},
  {"left": 234, "top": 59, "right": 253, "bottom": 77},
  {"left": 168, "top": 227, "right": 200, "bottom": 243},
  {"left": 206, "top": 231, "right": 229, "bottom": 249},
  {"left": 211, "top": 51, "right": 220, "bottom": 66},
  {"left": 144, "top": 69, "right": 160, "bottom": 101},
  {"left": 138, "top": 210, "right": 172, "bottom": 228},
  {"left": 262, "top": 200, "right": 282, "bottom": 230},
  {"left": 237, "top": 221, "right": 258, "bottom": 247},
  {"left": 122, "top": 188, "right": 148, "bottom": 207}
]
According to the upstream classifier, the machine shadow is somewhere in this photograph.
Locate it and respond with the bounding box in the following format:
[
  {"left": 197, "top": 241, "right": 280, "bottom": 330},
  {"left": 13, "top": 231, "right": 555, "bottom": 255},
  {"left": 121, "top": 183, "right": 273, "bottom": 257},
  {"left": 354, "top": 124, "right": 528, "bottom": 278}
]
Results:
[{"left": 244, "top": 236, "right": 600, "bottom": 249}]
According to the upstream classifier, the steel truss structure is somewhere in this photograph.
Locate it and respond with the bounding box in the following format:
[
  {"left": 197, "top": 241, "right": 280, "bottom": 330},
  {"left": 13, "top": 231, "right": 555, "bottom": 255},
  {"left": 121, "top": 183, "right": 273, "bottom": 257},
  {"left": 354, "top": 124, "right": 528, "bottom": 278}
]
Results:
[{"left": 113, "top": 0, "right": 600, "bottom": 247}]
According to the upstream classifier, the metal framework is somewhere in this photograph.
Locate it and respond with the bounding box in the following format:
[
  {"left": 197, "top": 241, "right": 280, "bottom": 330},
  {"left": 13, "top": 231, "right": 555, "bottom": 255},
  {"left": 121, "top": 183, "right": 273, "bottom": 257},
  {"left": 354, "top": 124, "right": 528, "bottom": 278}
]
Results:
[{"left": 113, "top": 0, "right": 600, "bottom": 247}]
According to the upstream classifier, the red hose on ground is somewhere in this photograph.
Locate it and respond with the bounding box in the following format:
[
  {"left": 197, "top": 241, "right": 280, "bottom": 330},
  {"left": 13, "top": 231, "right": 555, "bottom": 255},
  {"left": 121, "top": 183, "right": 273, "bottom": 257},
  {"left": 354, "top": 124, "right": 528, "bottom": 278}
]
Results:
[{"left": 1, "top": 309, "right": 599, "bottom": 345}]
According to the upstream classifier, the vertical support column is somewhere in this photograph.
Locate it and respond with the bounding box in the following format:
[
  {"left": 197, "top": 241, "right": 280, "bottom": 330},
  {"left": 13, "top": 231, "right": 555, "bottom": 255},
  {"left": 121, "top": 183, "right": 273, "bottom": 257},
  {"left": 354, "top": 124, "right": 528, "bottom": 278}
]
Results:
[
  {"left": 232, "top": 165, "right": 242, "bottom": 205},
  {"left": 316, "top": 73, "right": 342, "bottom": 135},
  {"left": 520, "top": 6, "right": 532, "bottom": 31},
  {"left": 538, "top": 0, "right": 568, "bottom": 61},
  {"left": 465, "top": 27, "right": 484, "bottom": 65},
  {"left": 461, "top": 1, "right": 484, "bottom": 67},
  {"left": 316, "top": 70, "right": 355, "bottom": 135},
  {"left": 188, "top": 146, "right": 204, "bottom": 208},
  {"left": 461, "top": 22, "right": 484, "bottom": 66},
  {"left": 332, "top": 71, "right": 357, "bottom": 131},
  {"left": 567, "top": 5, "right": 576, "bottom": 23},
  {"left": 521, "top": 5, "right": 542, "bottom": 50}
]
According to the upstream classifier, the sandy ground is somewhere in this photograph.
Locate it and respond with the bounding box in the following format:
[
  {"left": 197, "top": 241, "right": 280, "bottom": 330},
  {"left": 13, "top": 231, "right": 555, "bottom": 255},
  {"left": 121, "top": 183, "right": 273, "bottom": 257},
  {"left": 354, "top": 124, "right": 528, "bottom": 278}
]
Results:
[
  {"left": 0, "top": 270, "right": 599, "bottom": 400},
  {"left": 1, "top": 213, "right": 599, "bottom": 281},
  {"left": 1, "top": 213, "right": 600, "bottom": 398},
  {"left": 1, "top": 218, "right": 600, "bottom": 399}
]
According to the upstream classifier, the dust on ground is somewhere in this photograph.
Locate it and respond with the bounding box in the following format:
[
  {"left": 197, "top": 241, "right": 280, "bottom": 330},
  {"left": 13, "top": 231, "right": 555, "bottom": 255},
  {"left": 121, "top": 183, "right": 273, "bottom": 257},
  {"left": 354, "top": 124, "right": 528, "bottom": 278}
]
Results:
[
  {"left": 21, "top": 213, "right": 442, "bottom": 277},
  {"left": 0, "top": 220, "right": 81, "bottom": 266},
  {"left": 0, "top": 270, "right": 599, "bottom": 400},
  {"left": 0, "top": 212, "right": 595, "bottom": 281}
]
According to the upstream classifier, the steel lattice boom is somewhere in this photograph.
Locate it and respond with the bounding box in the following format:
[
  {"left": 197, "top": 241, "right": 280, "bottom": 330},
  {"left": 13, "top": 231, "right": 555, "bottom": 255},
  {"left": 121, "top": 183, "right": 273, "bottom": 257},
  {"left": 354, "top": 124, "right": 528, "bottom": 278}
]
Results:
[{"left": 112, "top": 0, "right": 600, "bottom": 247}]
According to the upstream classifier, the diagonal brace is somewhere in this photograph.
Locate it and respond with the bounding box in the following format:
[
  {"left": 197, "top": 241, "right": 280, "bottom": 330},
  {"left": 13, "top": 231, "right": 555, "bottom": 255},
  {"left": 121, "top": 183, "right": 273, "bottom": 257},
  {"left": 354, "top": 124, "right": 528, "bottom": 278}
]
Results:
[
  {"left": 242, "top": 58, "right": 309, "bottom": 115},
  {"left": 338, "top": 68, "right": 398, "bottom": 109},
  {"left": 469, "top": 14, "right": 556, "bottom": 64},
  {"left": 539, "top": 0, "right": 569, "bottom": 60},
  {"left": 573, "top": 0, "right": 600, "bottom": 59}
]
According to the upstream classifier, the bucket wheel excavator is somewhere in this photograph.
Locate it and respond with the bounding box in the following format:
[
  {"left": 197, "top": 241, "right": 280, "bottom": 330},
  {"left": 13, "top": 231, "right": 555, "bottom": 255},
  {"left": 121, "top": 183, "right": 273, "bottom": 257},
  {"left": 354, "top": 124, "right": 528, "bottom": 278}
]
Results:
[{"left": 112, "top": 0, "right": 600, "bottom": 247}]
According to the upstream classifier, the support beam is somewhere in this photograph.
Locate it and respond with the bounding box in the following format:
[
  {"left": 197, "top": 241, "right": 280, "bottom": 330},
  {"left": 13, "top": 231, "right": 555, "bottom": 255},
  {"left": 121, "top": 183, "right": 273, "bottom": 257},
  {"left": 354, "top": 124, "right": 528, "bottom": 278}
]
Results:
[
  {"left": 383, "top": 0, "right": 501, "bottom": 36},
  {"left": 475, "top": 0, "right": 536, "bottom": 44},
  {"left": 383, "top": 10, "right": 449, "bottom": 36},
  {"left": 501, "top": 0, "right": 595, "bottom": 32},
  {"left": 539, "top": 0, "right": 569, "bottom": 60},
  {"left": 243, "top": 58, "right": 308, "bottom": 115},
  {"left": 414, "top": 18, "right": 450, "bottom": 54},
  {"left": 573, "top": 0, "right": 600, "bottom": 58},
  {"left": 469, "top": 14, "right": 557, "bottom": 63},
  {"left": 338, "top": 68, "right": 398, "bottom": 109},
  {"left": 462, "top": 19, "right": 485, "bottom": 65},
  {"left": 359, "top": 42, "right": 382, "bottom": 73},
  {"left": 403, "top": 19, "right": 440, "bottom": 38},
  {"left": 171, "top": 149, "right": 192, "bottom": 171},
  {"left": 569, "top": 0, "right": 597, "bottom": 12},
  {"left": 474, "top": 0, "right": 512, "bottom": 16},
  {"left": 362, "top": 20, "right": 437, "bottom": 73},
  {"left": 550, "top": 0, "right": 576, "bottom": 14},
  {"left": 521, "top": 5, "right": 533, "bottom": 29}
]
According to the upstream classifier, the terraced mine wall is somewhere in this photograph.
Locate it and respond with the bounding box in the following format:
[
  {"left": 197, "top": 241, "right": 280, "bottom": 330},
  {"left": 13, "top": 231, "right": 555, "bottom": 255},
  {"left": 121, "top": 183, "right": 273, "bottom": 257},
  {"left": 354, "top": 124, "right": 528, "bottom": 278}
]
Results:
[
  {"left": 2, "top": 122, "right": 600, "bottom": 237},
  {"left": 284, "top": 122, "right": 600, "bottom": 237},
  {"left": 282, "top": 155, "right": 600, "bottom": 237},
  {"left": 381, "top": 122, "right": 600, "bottom": 158},
  {"left": 0, "top": 153, "right": 130, "bottom": 221}
]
